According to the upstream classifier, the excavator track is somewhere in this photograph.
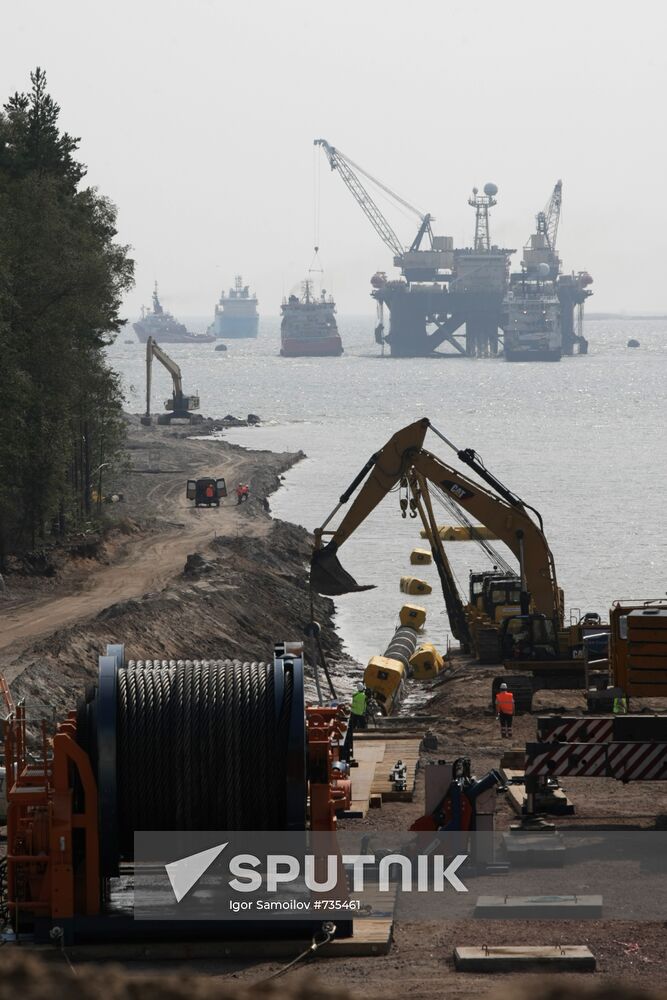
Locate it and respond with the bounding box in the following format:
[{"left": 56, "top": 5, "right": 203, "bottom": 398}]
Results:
[
  {"left": 475, "top": 628, "right": 502, "bottom": 665},
  {"left": 491, "top": 674, "right": 534, "bottom": 714}
]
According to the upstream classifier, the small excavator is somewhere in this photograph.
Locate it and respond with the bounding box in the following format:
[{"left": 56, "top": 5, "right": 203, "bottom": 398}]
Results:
[
  {"left": 141, "top": 336, "right": 200, "bottom": 425},
  {"left": 310, "top": 418, "right": 607, "bottom": 710}
]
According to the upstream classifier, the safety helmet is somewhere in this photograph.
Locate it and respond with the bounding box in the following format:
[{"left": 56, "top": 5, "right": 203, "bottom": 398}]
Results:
[
  {"left": 356, "top": 681, "right": 365, "bottom": 691},
  {"left": 500, "top": 682, "right": 508, "bottom": 690}
]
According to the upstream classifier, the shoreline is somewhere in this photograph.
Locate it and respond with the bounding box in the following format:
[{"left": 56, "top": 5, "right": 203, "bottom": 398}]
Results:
[
  {"left": 2, "top": 416, "right": 666, "bottom": 997},
  {"left": 0, "top": 414, "right": 359, "bottom": 728}
]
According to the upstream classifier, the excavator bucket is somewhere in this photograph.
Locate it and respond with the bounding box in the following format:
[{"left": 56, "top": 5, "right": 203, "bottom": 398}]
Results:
[{"left": 310, "top": 544, "right": 375, "bottom": 596}]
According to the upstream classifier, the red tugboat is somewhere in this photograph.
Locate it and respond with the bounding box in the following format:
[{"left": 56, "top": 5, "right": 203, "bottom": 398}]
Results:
[{"left": 280, "top": 280, "right": 343, "bottom": 357}]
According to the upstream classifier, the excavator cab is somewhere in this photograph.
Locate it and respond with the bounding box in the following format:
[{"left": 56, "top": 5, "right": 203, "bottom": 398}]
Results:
[
  {"left": 501, "top": 613, "right": 558, "bottom": 661},
  {"left": 469, "top": 569, "right": 508, "bottom": 611},
  {"left": 481, "top": 575, "right": 522, "bottom": 623},
  {"left": 186, "top": 477, "right": 227, "bottom": 507}
]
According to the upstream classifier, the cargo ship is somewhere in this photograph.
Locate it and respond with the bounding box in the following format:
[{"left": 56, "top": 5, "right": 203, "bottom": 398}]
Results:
[
  {"left": 280, "top": 281, "right": 343, "bottom": 357},
  {"left": 209, "top": 275, "right": 259, "bottom": 338},
  {"left": 133, "top": 284, "right": 214, "bottom": 344},
  {"left": 503, "top": 267, "right": 562, "bottom": 362}
]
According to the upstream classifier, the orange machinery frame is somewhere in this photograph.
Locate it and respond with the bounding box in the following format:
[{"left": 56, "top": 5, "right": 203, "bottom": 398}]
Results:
[
  {"left": 2, "top": 682, "right": 351, "bottom": 927},
  {"left": 3, "top": 684, "right": 100, "bottom": 928},
  {"left": 610, "top": 600, "right": 667, "bottom": 697}
]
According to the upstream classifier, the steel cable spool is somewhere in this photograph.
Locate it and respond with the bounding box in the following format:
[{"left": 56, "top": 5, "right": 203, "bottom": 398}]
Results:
[
  {"left": 80, "top": 655, "right": 305, "bottom": 877},
  {"left": 384, "top": 626, "right": 419, "bottom": 669}
]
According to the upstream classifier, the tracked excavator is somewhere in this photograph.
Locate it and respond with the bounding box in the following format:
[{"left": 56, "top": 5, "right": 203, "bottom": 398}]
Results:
[
  {"left": 311, "top": 418, "right": 607, "bottom": 710},
  {"left": 142, "top": 336, "right": 201, "bottom": 425}
]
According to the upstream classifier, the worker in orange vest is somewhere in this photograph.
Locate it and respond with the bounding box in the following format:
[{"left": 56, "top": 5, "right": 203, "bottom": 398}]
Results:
[{"left": 495, "top": 682, "right": 515, "bottom": 739}]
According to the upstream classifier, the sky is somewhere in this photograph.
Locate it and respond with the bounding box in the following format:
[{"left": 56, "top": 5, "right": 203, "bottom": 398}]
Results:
[{"left": 3, "top": 0, "right": 665, "bottom": 317}]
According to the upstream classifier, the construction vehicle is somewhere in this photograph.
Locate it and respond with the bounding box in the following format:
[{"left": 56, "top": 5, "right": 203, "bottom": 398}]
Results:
[
  {"left": 311, "top": 417, "right": 602, "bottom": 706},
  {"left": 142, "top": 335, "right": 200, "bottom": 425},
  {"left": 521, "top": 601, "right": 667, "bottom": 808},
  {"left": 186, "top": 477, "right": 227, "bottom": 507}
]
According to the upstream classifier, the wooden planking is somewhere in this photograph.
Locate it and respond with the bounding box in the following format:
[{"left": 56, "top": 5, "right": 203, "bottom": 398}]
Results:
[
  {"left": 501, "top": 768, "right": 574, "bottom": 816},
  {"left": 27, "top": 888, "right": 397, "bottom": 964},
  {"left": 454, "top": 945, "right": 596, "bottom": 972},
  {"left": 28, "top": 919, "right": 394, "bottom": 961},
  {"left": 346, "top": 736, "right": 423, "bottom": 813},
  {"left": 501, "top": 767, "right": 527, "bottom": 815},
  {"left": 349, "top": 742, "right": 386, "bottom": 817},
  {"left": 322, "top": 917, "right": 393, "bottom": 956},
  {"left": 368, "top": 737, "right": 421, "bottom": 802}
]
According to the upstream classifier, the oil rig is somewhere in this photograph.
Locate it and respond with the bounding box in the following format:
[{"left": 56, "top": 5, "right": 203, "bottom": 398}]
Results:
[{"left": 314, "top": 140, "right": 593, "bottom": 359}]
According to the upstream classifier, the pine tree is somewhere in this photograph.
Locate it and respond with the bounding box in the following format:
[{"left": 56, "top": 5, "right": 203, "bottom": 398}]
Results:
[{"left": 0, "top": 69, "right": 134, "bottom": 562}]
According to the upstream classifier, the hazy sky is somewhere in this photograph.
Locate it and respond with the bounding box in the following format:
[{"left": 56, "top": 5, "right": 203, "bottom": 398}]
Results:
[{"left": 3, "top": 0, "right": 665, "bottom": 317}]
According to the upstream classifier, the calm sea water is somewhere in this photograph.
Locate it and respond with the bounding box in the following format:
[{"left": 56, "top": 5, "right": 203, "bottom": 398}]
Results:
[{"left": 108, "top": 315, "right": 667, "bottom": 663}]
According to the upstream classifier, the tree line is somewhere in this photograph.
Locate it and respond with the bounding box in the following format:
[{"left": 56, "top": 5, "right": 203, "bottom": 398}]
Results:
[{"left": 0, "top": 69, "right": 134, "bottom": 564}]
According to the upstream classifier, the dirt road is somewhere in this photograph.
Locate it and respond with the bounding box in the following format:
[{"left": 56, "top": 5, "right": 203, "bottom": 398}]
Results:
[
  {"left": 1, "top": 464, "right": 257, "bottom": 652},
  {"left": 0, "top": 419, "right": 300, "bottom": 663}
]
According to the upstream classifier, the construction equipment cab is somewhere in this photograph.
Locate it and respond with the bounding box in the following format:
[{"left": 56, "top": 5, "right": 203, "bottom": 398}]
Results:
[
  {"left": 501, "top": 613, "right": 558, "bottom": 661},
  {"left": 479, "top": 575, "right": 523, "bottom": 623},
  {"left": 186, "top": 477, "right": 227, "bottom": 508}
]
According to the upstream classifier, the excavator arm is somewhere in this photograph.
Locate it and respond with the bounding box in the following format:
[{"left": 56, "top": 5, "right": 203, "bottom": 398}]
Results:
[
  {"left": 147, "top": 336, "right": 183, "bottom": 397},
  {"left": 311, "top": 418, "right": 560, "bottom": 622}
]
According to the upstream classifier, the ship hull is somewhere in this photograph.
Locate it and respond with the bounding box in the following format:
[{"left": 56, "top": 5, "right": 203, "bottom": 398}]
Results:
[
  {"left": 280, "top": 336, "right": 343, "bottom": 357},
  {"left": 133, "top": 326, "right": 215, "bottom": 345},
  {"left": 212, "top": 315, "right": 259, "bottom": 339},
  {"left": 504, "top": 347, "right": 561, "bottom": 362}
]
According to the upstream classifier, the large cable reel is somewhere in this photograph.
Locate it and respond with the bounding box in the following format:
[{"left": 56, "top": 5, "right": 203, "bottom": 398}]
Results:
[{"left": 77, "top": 649, "right": 306, "bottom": 878}]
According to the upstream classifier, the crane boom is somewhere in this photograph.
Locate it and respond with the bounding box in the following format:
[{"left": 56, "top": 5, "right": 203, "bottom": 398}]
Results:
[
  {"left": 314, "top": 139, "right": 404, "bottom": 256},
  {"left": 314, "top": 138, "right": 430, "bottom": 258},
  {"left": 536, "top": 179, "right": 562, "bottom": 251},
  {"left": 311, "top": 418, "right": 560, "bottom": 625}
]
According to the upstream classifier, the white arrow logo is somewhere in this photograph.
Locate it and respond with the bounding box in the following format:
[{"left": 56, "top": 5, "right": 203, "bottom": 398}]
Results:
[{"left": 165, "top": 842, "right": 228, "bottom": 903}]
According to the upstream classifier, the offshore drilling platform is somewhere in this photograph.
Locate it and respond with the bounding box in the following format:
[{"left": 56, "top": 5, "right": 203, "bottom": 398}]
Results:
[{"left": 315, "top": 140, "right": 593, "bottom": 359}]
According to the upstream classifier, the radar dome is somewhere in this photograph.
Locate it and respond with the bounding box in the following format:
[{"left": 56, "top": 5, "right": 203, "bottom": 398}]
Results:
[
  {"left": 537, "top": 262, "right": 551, "bottom": 277},
  {"left": 483, "top": 182, "right": 498, "bottom": 196}
]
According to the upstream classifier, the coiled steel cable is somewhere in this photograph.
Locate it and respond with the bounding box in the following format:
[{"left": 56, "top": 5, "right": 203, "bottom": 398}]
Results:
[{"left": 114, "top": 660, "right": 294, "bottom": 858}]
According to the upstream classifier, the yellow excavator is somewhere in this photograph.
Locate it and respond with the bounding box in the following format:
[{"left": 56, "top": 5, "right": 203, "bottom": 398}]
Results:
[
  {"left": 141, "top": 336, "right": 201, "bottom": 425},
  {"left": 311, "top": 418, "right": 606, "bottom": 709}
]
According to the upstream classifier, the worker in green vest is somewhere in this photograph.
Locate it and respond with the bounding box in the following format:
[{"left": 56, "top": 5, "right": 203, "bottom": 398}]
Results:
[
  {"left": 613, "top": 693, "right": 628, "bottom": 714},
  {"left": 351, "top": 681, "right": 368, "bottom": 731}
]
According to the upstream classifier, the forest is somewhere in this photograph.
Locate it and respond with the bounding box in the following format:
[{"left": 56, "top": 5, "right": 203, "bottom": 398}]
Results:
[{"left": 0, "top": 69, "right": 133, "bottom": 563}]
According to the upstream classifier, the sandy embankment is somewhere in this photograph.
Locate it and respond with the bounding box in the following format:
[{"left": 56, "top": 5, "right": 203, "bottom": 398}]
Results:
[{"left": 0, "top": 415, "right": 355, "bottom": 725}]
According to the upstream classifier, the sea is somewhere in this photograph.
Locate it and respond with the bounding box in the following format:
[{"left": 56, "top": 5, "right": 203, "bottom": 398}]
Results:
[{"left": 108, "top": 316, "right": 667, "bottom": 664}]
